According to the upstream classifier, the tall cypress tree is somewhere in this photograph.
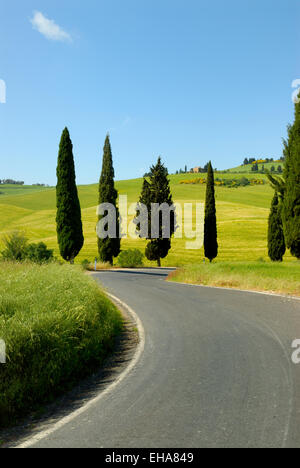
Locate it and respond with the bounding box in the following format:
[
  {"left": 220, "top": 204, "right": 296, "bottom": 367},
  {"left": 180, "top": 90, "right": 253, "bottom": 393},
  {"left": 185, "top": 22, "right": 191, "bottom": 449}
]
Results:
[
  {"left": 97, "top": 135, "right": 120, "bottom": 265},
  {"left": 137, "top": 158, "right": 175, "bottom": 267},
  {"left": 268, "top": 192, "right": 286, "bottom": 262},
  {"left": 282, "top": 100, "right": 300, "bottom": 258},
  {"left": 56, "top": 127, "right": 84, "bottom": 263},
  {"left": 135, "top": 178, "right": 151, "bottom": 238},
  {"left": 204, "top": 162, "right": 218, "bottom": 262},
  {"left": 140, "top": 178, "right": 151, "bottom": 214}
]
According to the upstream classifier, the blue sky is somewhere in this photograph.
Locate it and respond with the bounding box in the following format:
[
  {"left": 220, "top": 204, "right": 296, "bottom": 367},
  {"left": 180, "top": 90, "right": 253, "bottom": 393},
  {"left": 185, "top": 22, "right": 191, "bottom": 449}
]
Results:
[{"left": 0, "top": 0, "right": 299, "bottom": 185}]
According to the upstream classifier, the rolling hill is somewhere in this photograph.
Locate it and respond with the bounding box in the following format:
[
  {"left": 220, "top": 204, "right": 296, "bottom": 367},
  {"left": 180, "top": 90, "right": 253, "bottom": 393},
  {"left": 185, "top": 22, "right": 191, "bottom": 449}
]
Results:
[{"left": 0, "top": 171, "right": 294, "bottom": 266}]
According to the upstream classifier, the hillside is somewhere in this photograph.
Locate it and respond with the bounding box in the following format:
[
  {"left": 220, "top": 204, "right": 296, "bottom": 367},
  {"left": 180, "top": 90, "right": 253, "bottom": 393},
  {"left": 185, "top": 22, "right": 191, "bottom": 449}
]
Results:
[
  {"left": 0, "top": 184, "right": 52, "bottom": 197},
  {"left": 0, "top": 172, "right": 294, "bottom": 266},
  {"left": 228, "top": 162, "right": 284, "bottom": 173}
]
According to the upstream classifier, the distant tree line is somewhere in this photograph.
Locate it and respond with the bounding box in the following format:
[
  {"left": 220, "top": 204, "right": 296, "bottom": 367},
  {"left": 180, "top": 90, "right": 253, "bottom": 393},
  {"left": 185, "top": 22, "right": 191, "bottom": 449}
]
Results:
[
  {"left": 0, "top": 179, "right": 24, "bottom": 185},
  {"left": 175, "top": 163, "right": 215, "bottom": 175},
  {"left": 173, "top": 166, "right": 188, "bottom": 175},
  {"left": 0, "top": 180, "right": 49, "bottom": 186},
  {"left": 251, "top": 163, "right": 283, "bottom": 174},
  {"left": 180, "top": 176, "right": 266, "bottom": 188},
  {"left": 243, "top": 157, "right": 284, "bottom": 166}
]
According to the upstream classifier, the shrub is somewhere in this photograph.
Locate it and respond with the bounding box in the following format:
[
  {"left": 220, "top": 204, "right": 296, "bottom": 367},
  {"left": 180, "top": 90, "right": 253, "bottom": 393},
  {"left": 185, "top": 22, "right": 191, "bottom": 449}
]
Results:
[
  {"left": 25, "top": 242, "right": 54, "bottom": 264},
  {"left": 0, "top": 263, "right": 123, "bottom": 426},
  {"left": 1, "top": 232, "right": 28, "bottom": 261},
  {"left": 81, "top": 259, "right": 91, "bottom": 270},
  {"left": 117, "top": 249, "right": 144, "bottom": 268},
  {"left": 1, "top": 232, "right": 54, "bottom": 264}
]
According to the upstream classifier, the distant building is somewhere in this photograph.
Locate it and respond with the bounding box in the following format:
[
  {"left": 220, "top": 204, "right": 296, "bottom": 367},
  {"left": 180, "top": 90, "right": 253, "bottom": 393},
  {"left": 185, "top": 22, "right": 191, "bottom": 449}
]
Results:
[{"left": 192, "top": 167, "right": 201, "bottom": 173}]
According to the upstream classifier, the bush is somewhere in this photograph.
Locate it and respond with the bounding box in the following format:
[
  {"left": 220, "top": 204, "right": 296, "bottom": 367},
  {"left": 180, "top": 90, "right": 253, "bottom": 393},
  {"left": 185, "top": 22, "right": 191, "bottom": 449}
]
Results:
[
  {"left": 117, "top": 249, "right": 144, "bottom": 268},
  {"left": 1, "top": 232, "right": 54, "bottom": 264},
  {"left": 0, "top": 263, "right": 123, "bottom": 427},
  {"left": 1, "top": 232, "right": 28, "bottom": 261},
  {"left": 25, "top": 242, "right": 54, "bottom": 264},
  {"left": 81, "top": 259, "right": 91, "bottom": 270}
]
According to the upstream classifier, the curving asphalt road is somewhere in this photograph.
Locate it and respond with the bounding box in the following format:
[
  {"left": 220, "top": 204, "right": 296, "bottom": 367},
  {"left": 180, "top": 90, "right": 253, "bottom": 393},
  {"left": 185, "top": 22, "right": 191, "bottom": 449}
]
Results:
[{"left": 27, "top": 269, "right": 300, "bottom": 448}]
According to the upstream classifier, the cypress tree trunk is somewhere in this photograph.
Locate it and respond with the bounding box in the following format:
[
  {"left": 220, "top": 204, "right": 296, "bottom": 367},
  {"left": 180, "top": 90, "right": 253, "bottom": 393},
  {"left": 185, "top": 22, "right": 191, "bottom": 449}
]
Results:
[
  {"left": 268, "top": 192, "right": 286, "bottom": 262},
  {"left": 204, "top": 162, "right": 218, "bottom": 262},
  {"left": 56, "top": 128, "right": 84, "bottom": 263},
  {"left": 282, "top": 100, "right": 300, "bottom": 259},
  {"left": 97, "top": 135, "right": 120, "bottom": 265}
]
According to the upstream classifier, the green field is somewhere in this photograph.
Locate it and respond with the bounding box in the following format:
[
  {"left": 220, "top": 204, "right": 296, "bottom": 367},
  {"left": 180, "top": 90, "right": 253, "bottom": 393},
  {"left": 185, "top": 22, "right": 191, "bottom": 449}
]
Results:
[
  {"left": 0, "top": 184, "right": 52, "bottom": 197},
  {"left": 0, "top": 173, "right": 296, "bottom": 266}
]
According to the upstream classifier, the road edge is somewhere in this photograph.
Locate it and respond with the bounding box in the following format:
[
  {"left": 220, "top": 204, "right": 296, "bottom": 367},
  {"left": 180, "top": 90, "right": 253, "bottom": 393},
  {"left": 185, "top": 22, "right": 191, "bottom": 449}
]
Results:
[
  {"left": 168, "top": 280, "right": 300, "bottom": 302},
  {"left": 15, "top": 292, "right": 145, "bottom": 449}
]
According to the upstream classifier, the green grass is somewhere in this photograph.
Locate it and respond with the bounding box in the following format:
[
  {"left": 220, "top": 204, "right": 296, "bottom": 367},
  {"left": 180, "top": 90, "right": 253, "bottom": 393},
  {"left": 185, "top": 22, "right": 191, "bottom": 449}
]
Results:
[
  {"left": 0, "top": 184, "right": 52, "bottom": 197},
  {"left": 0, "top": 262, "right": 123, "bottom": 426},
  {"left": 0, "top": 173, "right": 296, "bottom": 266},
  {"left": 168, "top": 261, "right": 300, "bottom": 297}
]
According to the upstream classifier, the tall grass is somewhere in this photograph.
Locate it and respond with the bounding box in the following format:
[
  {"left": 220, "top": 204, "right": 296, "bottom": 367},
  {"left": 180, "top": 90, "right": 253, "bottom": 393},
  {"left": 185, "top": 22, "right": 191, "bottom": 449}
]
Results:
[
  {"left": 0, "top": 262, "right": 123, "bottom": 426},
  {"left": 168, "top": 261, "right": 300, "bottom": 297}
]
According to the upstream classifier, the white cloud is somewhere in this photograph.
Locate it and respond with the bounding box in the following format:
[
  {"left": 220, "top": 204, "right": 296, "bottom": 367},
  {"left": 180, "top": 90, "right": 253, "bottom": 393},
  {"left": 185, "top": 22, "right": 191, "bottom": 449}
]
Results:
[{"left": 30, "top": 11, "right": 72, "bottom": 42}]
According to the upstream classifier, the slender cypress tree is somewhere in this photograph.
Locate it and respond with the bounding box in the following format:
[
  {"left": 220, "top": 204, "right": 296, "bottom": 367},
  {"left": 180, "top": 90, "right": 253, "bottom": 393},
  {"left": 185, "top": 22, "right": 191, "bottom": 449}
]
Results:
[
  {"left": 204, "top": 162, "right": 218, "bottom": 262},
  {"left": 135, "top": 178, "right": 151, "bottom": 238},
  {"left": 56, "top": 128, "right": 84, "bottom": 263},
  {"left": 268, "top": 192, "right": 286, "bottom": 262},
  {"left": 137, "top": 158, "right": 175, "bottom": 267},
  {"left": 140, "top": 178, "right": 151, "bottom": 213},
  {"left": 282, "top": 100, "right": 300, "bottom": 258},
  {"left": 267, "top": 172, "right": 285, "bottom": 202},
  {"left": 97, "top": 135, "right": 120, "bottom": 265}
]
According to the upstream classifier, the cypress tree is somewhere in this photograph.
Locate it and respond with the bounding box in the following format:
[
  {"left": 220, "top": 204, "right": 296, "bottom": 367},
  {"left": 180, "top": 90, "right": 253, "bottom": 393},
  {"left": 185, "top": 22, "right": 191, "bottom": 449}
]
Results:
[
  {"left": 267, "top": 172, "right": 285, "bottom": 202},
  {"left": 268, "top": 192, "right": 286, "bottom": 262},
  {"left": 145, "top": 238, "right": 171, "bottom": 267},
  {"left": 135, "top": 178, "right": 151, "bottom": 238},
  {"left": 204, "top": 161, "right": 218, "bottom": 262},
  {"left": 97, "top": 135, "right": 120, "bottom": 265},
  {"left": 56, "top": 128, "right": 84, "bottom": 263},
  {"left": 140, "top": 178, "right": 151, "bottom": 213},
  {"left": 282, "top": 101, "right": 300, "bottom": 258},
  {"left": 137, "top": 158, "right": 175, "bottom": 267}
]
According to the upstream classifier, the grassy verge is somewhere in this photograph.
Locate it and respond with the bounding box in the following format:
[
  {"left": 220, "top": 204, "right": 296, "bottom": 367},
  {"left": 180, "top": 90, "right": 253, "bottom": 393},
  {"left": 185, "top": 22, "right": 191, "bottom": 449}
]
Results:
[
  {"left": 168, "top": 261, "right": 300, "bottom": 297},
  {"left": 0, "top": 262, "right": 123, "bottom": 427}
]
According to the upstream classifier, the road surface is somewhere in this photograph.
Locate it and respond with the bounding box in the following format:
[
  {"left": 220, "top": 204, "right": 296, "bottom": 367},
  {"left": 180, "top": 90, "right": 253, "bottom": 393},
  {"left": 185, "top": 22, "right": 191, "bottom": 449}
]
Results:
[{"left": 27, "top": 269, "right": 300, "bottom": 448}]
